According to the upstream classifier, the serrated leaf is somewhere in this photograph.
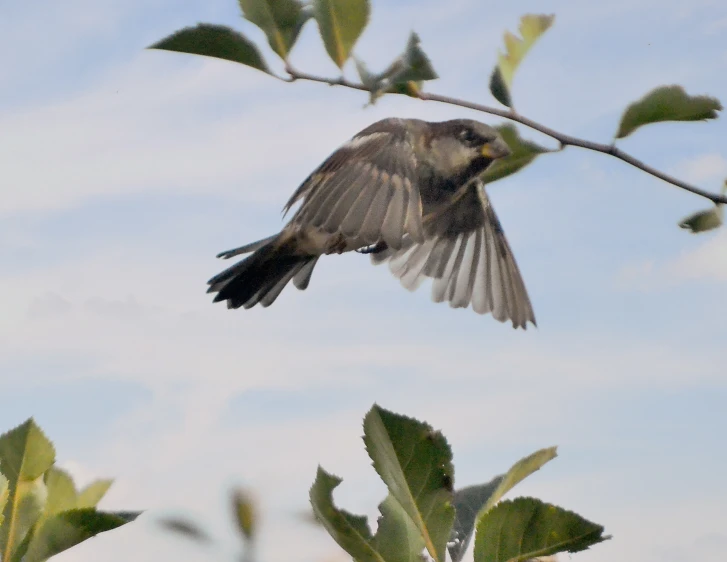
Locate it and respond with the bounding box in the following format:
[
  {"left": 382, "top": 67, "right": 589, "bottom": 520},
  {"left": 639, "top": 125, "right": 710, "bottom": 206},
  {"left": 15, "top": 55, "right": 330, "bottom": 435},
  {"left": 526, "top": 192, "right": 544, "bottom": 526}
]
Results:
[
  {"left": 314, "top": 0, "right": 370, "bottom": 69},
  {"left": 363, "top": 405, "right": 454, "bottom": 562},
  {"left": 616, "top": 85, "right": 722, "bottom": 139},
  {"left": 0, "top": 418, "right": 56, "bottom": 561},
  {"left": 489, "top": 14, "right": 554, "bottom": 108},
  {"left": 448, "top": 447, "right": 557, "bottom": 562},
  {"left": 231, "top": 488, "right": 256, "bottom": 542},
  {"left": 23, "top": 508, "right": 129, "bottom": 562},
  {"left": 238, "top": 0, "right": 310, "bottom": 60},
  {"left": 149, "top": 24, "right": 271, "bottom": 75},
  {"left": 372, "top": 495, "right": 426, "bottom": 562},
  {"left": 159, "top": 516, "right": 211, "bottom": 544},
  {"left": 76, "top": 479, "right": 113, "bottom": 509},
  {"left": 480, "top": 124, "right": 554, "bottom": 184},
  {"left": 475, "top": 498, "right": 607, "bottom": 562},
  {"left": 309, "top": 467, "right": 384, "bottom": 562}
]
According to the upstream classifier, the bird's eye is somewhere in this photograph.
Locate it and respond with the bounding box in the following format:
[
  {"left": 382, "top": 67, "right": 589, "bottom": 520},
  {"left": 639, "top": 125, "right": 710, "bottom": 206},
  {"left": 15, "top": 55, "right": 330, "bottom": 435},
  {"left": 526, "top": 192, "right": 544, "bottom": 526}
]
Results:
[{"left": 458, "top": 129, "right": 479, "bottom": 145}]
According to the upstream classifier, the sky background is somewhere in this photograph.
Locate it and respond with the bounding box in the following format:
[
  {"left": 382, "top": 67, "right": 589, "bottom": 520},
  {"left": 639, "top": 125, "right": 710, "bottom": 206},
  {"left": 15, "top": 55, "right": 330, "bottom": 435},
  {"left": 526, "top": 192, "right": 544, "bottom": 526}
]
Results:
[{"left": 1, "top": 0, "right": 726, "bottom": 561}]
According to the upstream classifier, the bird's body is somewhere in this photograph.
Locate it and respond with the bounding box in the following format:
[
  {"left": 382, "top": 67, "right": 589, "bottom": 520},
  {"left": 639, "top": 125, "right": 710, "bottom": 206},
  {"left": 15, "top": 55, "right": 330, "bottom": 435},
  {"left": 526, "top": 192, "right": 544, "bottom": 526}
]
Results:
[{"left": 207, "top": 117, "right": 536, "bottom": 328}]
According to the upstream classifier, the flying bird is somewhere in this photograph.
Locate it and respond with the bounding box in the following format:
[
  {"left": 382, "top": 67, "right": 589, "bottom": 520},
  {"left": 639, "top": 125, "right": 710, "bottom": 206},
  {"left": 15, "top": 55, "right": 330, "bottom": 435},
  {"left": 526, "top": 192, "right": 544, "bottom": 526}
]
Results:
[{"left": 207, "top": 118, "right": 536, "bottom": 329}]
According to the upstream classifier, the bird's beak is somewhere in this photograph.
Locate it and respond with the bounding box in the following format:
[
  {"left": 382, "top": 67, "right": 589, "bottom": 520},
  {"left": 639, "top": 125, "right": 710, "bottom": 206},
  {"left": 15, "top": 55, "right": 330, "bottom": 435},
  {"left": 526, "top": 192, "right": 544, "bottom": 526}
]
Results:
[{"left": 481, "top": 138, "right": 512, "bottom": 160}]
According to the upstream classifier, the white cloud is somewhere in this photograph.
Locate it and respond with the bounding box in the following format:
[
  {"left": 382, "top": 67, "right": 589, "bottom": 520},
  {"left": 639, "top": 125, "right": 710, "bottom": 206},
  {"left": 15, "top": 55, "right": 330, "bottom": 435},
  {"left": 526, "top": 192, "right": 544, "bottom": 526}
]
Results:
[
  {"left": 2, "top": 242, "right": 723, "bottom": 394},
  {"left": 0, "top": 57, "right": 355, "bottom": 214}
]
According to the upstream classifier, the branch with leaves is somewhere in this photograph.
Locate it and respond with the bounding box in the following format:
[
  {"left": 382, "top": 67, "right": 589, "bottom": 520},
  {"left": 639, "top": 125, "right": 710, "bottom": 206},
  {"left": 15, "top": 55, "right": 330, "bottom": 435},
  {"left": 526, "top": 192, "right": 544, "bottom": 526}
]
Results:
[
  {"left": 149, "top": 0, "right": 725, "bottom": 234},
  {"left": 0, "top": 418, "right": 140, "bottom": 562}
]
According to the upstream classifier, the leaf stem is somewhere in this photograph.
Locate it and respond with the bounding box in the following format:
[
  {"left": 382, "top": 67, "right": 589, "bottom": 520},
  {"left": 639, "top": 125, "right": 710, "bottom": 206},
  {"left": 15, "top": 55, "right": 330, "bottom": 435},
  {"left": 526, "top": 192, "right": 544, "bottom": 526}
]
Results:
[{"left": 285, "top": 66, "right": 727, "bottom": 205}]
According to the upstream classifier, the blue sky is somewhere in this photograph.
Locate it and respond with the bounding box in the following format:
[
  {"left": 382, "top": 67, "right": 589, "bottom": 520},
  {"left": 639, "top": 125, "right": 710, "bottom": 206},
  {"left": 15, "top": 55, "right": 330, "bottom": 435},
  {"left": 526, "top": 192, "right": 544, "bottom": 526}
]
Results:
[{"left": 1, "top": 1, "right": 726, "bottom": 561}]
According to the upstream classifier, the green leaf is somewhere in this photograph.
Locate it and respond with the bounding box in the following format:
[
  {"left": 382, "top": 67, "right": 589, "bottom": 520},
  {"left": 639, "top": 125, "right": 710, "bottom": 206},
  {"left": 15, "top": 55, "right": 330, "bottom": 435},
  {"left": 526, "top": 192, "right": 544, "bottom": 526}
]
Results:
[
  {"left": 354, "top": 33, "right": 436, "bottom": 105},
  {"left": 23, "top": 509, "right": 129, "bottom": 562},
  {"left": 0, "top": 472, "right": 8, "bottom": 527},
  {"left": 354, "top": 58, "right": 387, "bottom": 105},
  {"left": 354, "top": 58, "right": 422, "bottom": 105},
  {"left": 314, "top": 0, "right": 370, "bottom": 69},
  {"left": 386, "top": 32, "right": 438, "bottom": 84},
  {"left": 309, "top": 467, "right": 384, "bottom": 562},
  {"left": 480, "top": 124, "right": 554, "bottom": 184},
  {"left": 231, "top": 488, "right": 256, "bottom": 542},
  {"left": 448, "top": 479, "right": 501, "bottom": 562},
  {"left": 0, "top": 418, "right": 56, "bottom": 562},
  {"left": 475, "top": 497, "right": 607, "bottom": 562},
  {"left": 238, "top": 0, "right": 311, "bottom": 61},
  {"left": 448, "top": 447, "right": 557, "bottom": 562},
  {"left": 108, "top": 511, "right": 142, "bottom": 522},
  {"left": 363, "top": 405, "right": 454, "bottom": 562},
  {"left": 616, "top": 85, "right": 722, "bottom": 139},
  {"left": 40, "top": 468, "right": 77, "bottom": 523},
  {"left": 489, "top": 14, "right": 555, "bottom": 108},
  {"left": 159, "top": 516, "right": 211, "bottom": 544},
  {"left": 679, "top": 205, "right": 724, "bottom": 233},
  {"left": 76, "top": 479, "right": 113, "bottom": 509},
  {"left": 8, "top": 526, "right": 33, "bottom": 562},
  {"left": 149, "top": 24, "right": 271, "bottom": 75},
  {"left": 678, "top": 181, "right": 726, "bottom": 233},
  {"left": 480, "top": 447, "right": 558, "bottom": 515},
  {"left": 371, "top": 495, "right": 426, "bottom": 562}
]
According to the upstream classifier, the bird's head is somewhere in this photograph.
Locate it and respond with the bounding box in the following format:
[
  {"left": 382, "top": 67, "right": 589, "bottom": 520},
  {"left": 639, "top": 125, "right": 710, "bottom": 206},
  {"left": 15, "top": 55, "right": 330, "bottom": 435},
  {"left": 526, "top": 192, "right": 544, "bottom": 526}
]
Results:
[{"left": 425, "top": 119, "right": 512, "bottom": 181}]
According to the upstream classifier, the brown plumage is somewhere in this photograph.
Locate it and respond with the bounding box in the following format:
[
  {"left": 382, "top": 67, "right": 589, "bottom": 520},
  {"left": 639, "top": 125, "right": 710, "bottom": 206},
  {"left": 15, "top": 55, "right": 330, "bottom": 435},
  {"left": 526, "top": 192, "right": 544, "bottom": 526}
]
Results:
[{"left": 207, "top": 117, "right": 536, "bottom": 328}]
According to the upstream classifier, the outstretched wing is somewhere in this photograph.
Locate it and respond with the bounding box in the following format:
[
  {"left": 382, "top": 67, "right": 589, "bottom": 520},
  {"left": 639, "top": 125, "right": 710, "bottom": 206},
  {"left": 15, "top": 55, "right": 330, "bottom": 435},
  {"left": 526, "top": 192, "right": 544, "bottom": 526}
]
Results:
[
  {"left": 372, "top": 180, "right": 535, "bottom": 329},
  {"left": 283, "top": 118, "right": 425, "bottom": 250}
]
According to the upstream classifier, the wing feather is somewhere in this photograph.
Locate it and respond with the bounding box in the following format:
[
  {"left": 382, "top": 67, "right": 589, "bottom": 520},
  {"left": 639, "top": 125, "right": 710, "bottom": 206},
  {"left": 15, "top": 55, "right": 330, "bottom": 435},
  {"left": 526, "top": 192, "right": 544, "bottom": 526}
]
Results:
[
  {"left": 286, "top": 118, "right": 424, "bottom": 247},
  {"left": 372, "top": 179, "right": 535, "bottom": 328}
]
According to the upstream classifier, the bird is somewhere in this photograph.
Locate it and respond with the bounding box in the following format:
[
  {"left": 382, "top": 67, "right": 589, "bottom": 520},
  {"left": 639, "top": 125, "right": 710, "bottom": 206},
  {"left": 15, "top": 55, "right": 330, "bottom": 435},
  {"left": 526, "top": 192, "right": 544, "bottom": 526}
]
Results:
[{"left": 207, "top": 117, "right": 536, "bottom": 329}]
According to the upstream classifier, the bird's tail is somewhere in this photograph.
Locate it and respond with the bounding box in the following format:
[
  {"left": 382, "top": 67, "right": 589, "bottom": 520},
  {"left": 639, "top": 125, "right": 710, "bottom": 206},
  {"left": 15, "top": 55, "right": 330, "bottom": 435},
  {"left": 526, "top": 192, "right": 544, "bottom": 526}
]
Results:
[{"left": 207, "top": 234, "right": 319, "bottom": 309}]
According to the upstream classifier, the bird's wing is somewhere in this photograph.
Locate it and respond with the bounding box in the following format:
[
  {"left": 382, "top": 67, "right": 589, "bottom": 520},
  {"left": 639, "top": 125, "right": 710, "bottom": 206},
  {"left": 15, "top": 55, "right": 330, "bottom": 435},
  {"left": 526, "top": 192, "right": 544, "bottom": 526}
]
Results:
[
  {"left": 283, "top": 118, "right": 425, "bottom": 250},
  {"left": 372, "top": 180, "right": 535, "bottom": 329}
]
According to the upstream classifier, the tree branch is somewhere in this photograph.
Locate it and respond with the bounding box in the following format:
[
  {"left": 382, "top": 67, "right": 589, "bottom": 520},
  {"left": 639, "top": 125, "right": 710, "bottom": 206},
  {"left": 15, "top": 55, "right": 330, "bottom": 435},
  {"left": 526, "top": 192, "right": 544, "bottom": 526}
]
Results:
[{"left": 285, "top": 66, "right": 727, "bottom": 206}]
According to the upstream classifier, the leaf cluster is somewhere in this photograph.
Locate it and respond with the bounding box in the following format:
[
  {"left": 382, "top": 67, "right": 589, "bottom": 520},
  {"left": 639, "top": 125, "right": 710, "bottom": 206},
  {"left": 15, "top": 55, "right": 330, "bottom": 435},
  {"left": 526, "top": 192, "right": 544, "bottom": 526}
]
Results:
[
  {"left": 158, "top": 405, "right": 607, "bottom": 562},
  {"left": 309, "top": 405, "right": 608, "bottom": 562},
  {"left": 0, "top": 418, "right": 139, "bottom": 562}
]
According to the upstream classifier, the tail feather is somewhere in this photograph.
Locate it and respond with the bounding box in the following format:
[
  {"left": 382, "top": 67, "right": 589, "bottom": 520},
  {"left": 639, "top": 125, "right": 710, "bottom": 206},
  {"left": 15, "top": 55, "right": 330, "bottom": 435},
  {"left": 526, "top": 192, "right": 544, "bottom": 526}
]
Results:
[
  {"left": 208, "top": 235, "right": 318, "bottom": 309},
  {"left": 216, "top": 234, "right": 279, "bottom": 260},
  {"left": 293, "top": 257, "right": 319, "bottom": 290}
]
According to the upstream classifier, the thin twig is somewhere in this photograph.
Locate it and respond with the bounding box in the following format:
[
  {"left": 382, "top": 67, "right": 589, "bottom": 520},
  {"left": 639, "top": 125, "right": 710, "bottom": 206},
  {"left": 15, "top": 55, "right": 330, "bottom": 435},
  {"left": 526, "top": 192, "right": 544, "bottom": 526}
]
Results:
[{"left": 285, "top": 66, "right": 727, "bottom": 205}]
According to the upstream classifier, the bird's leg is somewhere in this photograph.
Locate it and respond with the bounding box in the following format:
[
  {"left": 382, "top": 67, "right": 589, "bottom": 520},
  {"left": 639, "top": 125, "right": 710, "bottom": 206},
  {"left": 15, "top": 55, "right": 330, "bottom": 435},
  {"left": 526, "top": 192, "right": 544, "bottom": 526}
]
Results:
[{"left": 356, "top": 241, "right": 388, "bottom": 255}]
